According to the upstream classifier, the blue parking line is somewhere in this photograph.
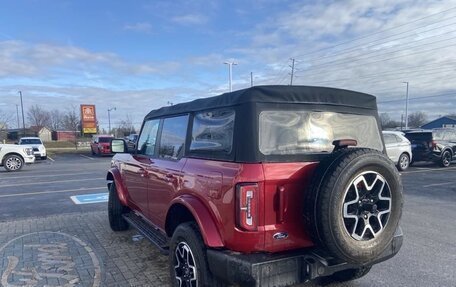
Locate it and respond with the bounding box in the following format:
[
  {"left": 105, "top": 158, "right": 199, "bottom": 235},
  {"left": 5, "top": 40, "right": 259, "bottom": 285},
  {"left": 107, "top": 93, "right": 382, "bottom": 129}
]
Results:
[{"left": 70, "top": 193, "right": 108, "bottom": 205}]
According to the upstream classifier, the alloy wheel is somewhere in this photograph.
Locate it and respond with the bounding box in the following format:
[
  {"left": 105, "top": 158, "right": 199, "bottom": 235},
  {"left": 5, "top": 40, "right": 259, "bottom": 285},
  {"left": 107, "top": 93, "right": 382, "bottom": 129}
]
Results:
[
  {"left": 174, "top": 242, "right": 198, "bottom": 287},
  {"left": 342, "top": 171, "right": 392, "bottom": 241},
  {"left": 5, "top": 156, "right": 22, "bottom": 171}
]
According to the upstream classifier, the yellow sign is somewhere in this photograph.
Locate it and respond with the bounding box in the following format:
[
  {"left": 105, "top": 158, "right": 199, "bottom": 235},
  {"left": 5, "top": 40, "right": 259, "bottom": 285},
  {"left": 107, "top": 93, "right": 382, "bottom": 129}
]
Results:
[{"left": 83, "top": 127, "right": 97, "bottom": 134}]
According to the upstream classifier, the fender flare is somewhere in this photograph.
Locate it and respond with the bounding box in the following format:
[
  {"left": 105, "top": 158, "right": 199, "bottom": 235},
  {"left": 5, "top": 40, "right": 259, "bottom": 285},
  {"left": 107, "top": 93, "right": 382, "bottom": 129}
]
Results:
[
  {"left": 106, "top": 168, "right": 129, "bottom": 206},
  {"left": 167, "top": 195, "right": 224, "bottom": 248}
]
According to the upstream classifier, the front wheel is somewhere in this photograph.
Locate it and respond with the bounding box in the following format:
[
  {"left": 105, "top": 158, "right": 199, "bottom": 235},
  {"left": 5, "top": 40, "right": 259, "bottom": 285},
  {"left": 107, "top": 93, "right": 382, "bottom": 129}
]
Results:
[
  {"left": 397, "top": 153, "right": 410, "bottom": 171},
  {"left": 440, "top": 150, "right": 452, "bottom": 167},
  {"left": 108, "top": 183, "right": 129, "bottom": 231},
  {"left": 169, "top": 222, "right": 225, "bottom": 287},
  {"left": 3, "top": 154, "right": 24, "bottom": 172}
]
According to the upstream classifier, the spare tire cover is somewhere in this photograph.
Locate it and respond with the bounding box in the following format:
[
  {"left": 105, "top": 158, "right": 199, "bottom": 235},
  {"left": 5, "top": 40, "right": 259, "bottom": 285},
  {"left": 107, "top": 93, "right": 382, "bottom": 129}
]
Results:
[{"left": 304, "top": 148, "right": 403, "bottom": 264}]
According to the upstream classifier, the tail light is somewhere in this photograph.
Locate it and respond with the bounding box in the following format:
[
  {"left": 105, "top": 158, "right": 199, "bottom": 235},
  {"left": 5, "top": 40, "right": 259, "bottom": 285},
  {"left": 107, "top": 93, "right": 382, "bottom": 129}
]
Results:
[
  {"left": 236, "top": 183, "right": 258, "bottom": 231},
  {"left": 429, "top": 141, "right": 436, "bottom": 149}
]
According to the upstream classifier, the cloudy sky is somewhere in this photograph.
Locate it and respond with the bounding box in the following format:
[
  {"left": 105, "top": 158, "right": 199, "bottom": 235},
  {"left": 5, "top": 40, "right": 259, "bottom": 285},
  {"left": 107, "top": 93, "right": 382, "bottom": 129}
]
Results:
[{"left": 1, "top": 0, "right": 456, "bottom": 130}]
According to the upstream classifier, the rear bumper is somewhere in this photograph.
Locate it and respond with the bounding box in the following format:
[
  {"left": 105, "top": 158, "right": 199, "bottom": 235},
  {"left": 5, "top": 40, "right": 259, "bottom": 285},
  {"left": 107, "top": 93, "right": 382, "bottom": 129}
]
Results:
[{"left": 207, "top": 227, "right": 403, "bottom": 287}]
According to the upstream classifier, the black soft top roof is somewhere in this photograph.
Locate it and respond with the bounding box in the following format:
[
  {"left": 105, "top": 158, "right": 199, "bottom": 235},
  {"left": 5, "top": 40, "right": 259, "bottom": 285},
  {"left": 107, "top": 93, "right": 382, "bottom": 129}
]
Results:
[{"left": 145, "top": 85, "right": 377, "bottom": 119}]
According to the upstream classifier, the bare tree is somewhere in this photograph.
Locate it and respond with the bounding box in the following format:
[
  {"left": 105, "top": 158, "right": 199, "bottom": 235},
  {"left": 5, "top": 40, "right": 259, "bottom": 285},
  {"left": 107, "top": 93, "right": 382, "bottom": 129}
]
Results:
[
  {"left": 27, "top": 104, "right": 51, "bottom": 127},
  {"left": 61, "top": 106, "right": 80, "bottom": 131},
  {"left": 115, "top": 114, "right": 136, "bottom": 137},
  {"left": 0, "top": 109, "right": 13, "bottom": 141},
  {"left": 49, "top": 109, "right": 63, "bottom": 131},
  {"left": 379, "top": 113, "right": 400, "bottom": 129},
  {"left": 408, "top": 111, "right": 428, "bottom": 128}
]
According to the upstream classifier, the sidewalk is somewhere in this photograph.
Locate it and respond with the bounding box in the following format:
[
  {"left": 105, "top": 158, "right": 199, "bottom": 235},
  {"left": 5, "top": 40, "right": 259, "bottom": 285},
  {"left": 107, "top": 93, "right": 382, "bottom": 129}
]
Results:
[{"left": 0, "top": 212, "right": 169, "bottom": 287}]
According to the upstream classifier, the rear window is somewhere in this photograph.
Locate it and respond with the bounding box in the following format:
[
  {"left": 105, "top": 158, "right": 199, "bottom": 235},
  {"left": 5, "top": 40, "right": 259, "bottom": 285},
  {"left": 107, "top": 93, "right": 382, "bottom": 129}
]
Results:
[
  {"left": 259, "top": 111, "right": 383, "bottom": 155},
  {"left": 433, "top": 129, "right": 456, "bottom": 141},
  {"left": 98, "top": 137, "right": 113, "bottom": 143},
  {"left": 404, "top": 132, "right": 432, "bottom": 142}
]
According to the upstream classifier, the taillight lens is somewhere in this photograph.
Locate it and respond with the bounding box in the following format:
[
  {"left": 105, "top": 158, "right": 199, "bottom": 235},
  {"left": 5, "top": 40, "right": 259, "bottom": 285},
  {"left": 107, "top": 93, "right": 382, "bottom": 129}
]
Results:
[
  {"left": 236, "top": 183, "right": 258, "bottom": 231},
  {"left": 429, "top": 141, "right": 436, "bottom": 149}
]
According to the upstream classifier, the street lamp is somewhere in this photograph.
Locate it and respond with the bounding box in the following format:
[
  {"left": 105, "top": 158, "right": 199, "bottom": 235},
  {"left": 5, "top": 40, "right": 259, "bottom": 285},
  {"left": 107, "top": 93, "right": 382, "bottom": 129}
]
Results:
[
  {"left": 18, "top": 91, "right": 26, "bottom": 136},
  {"left": 403, "top": 82, "right": 409, "bottom": 130},
  {"left": 108, "top": 107, "right": 116, "bottom": 134},
  {"left": 224, "top": 61, "right": 237, "bottom": 92}
]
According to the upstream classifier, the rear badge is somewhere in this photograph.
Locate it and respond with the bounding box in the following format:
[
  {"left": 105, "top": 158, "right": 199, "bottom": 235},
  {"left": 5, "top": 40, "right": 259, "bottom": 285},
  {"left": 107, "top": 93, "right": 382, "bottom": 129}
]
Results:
[{"left": 273, "top": 232, "right": 289, "bottom": 240}]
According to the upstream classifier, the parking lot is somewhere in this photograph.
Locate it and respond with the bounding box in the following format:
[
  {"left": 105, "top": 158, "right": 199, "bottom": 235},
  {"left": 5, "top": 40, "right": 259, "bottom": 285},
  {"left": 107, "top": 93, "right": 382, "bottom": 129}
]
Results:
[{"left": 1, "top": 153, "right": 456, "bottom": 287}]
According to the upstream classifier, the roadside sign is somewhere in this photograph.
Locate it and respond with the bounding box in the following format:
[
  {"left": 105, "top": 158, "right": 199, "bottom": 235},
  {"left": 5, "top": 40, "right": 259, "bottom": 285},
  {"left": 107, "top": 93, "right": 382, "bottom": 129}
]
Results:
[{"left": 70, "top": 193, "right": 108, "bottom": 205}]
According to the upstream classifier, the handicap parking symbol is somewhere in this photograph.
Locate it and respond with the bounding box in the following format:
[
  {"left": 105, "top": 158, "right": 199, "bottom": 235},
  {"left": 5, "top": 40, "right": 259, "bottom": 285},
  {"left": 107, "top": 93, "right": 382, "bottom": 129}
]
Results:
[{"left": 70, "top": 193, "right": 108, "bottom": 205}]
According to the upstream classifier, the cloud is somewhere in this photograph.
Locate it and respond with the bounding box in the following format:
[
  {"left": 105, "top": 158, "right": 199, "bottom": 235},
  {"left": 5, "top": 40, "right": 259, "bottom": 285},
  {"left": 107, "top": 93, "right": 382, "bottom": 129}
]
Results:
[
  {"left": 123, "top": 22, "right": 153, "bottom": 33},
  {"left": 171, "top": 14, "right": 208, "bottom": 25}
]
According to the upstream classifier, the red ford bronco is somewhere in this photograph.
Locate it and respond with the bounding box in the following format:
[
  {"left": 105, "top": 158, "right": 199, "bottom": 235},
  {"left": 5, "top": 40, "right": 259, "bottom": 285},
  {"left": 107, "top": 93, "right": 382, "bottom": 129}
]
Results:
[{"left": 107, "top": 86, "right": 403, "bottom": 286}]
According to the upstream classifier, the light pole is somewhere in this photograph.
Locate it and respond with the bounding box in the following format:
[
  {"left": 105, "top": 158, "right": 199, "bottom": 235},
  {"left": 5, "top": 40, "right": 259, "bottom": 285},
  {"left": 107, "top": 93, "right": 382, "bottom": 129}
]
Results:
[
  {"left": 224, "top": 61, "right": 237, "bottom": 92},
  {"left": 403, "top": 82, "right": 409, "bottom": 130},
  {"left": 15, "top": 104, "right": 20, "bottom": 129},
  {"left": 108, "top": 107, "right": 116, "bottom": 134},
  {"left": 18, "top": 91, "right": 26, "bottom": 136}
]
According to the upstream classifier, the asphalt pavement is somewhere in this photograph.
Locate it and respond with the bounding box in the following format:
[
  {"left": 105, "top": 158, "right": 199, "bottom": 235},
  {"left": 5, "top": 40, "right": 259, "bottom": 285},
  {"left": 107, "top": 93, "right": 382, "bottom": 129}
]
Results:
[{"left": 0, "top": 154, "right": 455, "bottom": 286}]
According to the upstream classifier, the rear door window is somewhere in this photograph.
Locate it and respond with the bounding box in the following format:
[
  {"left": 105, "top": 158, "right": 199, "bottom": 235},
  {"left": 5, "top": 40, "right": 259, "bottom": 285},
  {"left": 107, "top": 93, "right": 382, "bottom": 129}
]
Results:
[
  {"left": 158, "top": 115, "right": 189, "bottom": 160},
  {"left": 259, "top": 111, "right": 383, "bottom": 155},
  {"left": 190, "top": 109, "right": 235, "bottom": 153}
]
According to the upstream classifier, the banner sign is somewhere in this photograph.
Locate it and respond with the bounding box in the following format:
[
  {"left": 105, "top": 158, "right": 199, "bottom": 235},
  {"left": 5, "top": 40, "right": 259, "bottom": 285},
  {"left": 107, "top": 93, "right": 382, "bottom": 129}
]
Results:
[{"left": 80, "top": 105, "right": 97, "bottom": 134}]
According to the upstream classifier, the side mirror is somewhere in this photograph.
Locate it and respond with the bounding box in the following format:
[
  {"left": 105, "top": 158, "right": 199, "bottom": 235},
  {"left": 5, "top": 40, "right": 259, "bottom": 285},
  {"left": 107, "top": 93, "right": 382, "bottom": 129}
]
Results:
[{"left": 111, "top": 139, "right": 128, "bottom": 153}]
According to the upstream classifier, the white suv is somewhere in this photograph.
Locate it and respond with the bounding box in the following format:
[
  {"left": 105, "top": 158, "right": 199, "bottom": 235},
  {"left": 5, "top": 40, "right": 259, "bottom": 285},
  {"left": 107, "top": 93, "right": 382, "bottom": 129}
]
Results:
[
  {"left": 382, "top": 131, "right": 412, "bottom": 171},
  {"left": 18, "top": 137, "right": 47, "bottom": 160},
  {"left": 0, "top": 144, "right": 35, "bottom": 171}
]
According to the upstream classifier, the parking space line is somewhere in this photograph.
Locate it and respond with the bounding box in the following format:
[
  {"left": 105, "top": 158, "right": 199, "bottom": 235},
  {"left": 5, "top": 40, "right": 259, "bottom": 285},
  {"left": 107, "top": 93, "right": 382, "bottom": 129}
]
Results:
[
  {"left": 80, "top": 154, "right": 95, "bottom": 160},
  {"left": 0, "top": 172, "right": 98, "bottom": 180},
  {"left": 47, "top": 156, "right": 55, "bottom": 162},
  {"left": 423, "top": 181, "right": 456, "bottom": 188},
  {"left": 0, "top": 187, "right": 106, "bottom": 198},
  {"left": 0, "top": 177, "right": 104, "bottom": 188},
  {"left": 402, "top": 166, "right": 456, "bottom": 174}
]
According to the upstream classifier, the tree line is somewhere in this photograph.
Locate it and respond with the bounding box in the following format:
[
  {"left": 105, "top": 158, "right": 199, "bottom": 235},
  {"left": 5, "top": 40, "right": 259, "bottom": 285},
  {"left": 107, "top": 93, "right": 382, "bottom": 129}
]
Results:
[{"left": 380, "top": 111, "right": 456, "bottom": 129}]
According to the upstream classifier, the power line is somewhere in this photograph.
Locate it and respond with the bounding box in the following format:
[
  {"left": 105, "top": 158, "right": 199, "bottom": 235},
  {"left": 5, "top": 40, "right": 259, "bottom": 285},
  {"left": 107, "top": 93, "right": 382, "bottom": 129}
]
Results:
[{"left": 378, "top": 92, "right": 456, "bottom": 104}]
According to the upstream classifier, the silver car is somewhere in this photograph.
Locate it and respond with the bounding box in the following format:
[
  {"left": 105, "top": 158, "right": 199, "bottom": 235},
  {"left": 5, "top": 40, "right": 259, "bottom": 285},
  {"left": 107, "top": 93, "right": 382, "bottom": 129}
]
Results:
[{"left": 382, "top": 131, "right": 412, "bottom": 171}]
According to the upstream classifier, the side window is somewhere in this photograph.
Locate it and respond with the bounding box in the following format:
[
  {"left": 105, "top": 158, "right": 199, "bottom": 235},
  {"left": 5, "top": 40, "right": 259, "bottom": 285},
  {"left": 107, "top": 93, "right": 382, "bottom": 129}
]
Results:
[
  {"left": 190, "top": 109, "right": 235, "bottom": 153},
  {"left": 137, "top": 119, "right": 160, "bottom": 156},
  {"left": 393, "top": 135, "right": 402, "bottom": 142},
  {"left": 158, "top": 115, "right": 189, "bottom": 160},
  {"left": 383, "top": 134, "right": 395, "bottom": 144}
]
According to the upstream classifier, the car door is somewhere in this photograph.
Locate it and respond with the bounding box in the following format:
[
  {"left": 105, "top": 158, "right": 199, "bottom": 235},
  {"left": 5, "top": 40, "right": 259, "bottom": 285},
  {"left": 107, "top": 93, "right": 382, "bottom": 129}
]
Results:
[
  {"left": 146, "top": 115, "right": 189, "bottom": 228},
  {"left": 384, "top": 133, "right": 399, "bottom": 162},
  {"left": 121, "top": 119, "right": 160, "bottom": 219}
]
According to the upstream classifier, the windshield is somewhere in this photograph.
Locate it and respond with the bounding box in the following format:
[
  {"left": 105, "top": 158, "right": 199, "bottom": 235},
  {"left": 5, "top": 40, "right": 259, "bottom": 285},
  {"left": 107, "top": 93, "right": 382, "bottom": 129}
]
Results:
[
  {"left": 98, "top": 137, "right": 113, "bottom": 143},
  {"left": 20, "top": 139, "right": 42, "bottom": 145},
  {"left": 259, "top": 111, "right": 383, "bottom": 155}
]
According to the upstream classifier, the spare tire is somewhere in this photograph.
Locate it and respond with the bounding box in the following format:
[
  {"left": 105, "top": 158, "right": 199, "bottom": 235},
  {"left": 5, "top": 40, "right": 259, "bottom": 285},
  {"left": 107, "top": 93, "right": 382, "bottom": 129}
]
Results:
[{"left": 304, "top": 148, "right": 403, "bottom": 264}]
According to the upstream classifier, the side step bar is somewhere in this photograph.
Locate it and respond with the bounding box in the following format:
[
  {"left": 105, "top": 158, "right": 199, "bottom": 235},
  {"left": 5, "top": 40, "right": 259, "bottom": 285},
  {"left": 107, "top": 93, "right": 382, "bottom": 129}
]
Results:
[{"left": 123, "top": 212, "right": 169, "bottom": 255}]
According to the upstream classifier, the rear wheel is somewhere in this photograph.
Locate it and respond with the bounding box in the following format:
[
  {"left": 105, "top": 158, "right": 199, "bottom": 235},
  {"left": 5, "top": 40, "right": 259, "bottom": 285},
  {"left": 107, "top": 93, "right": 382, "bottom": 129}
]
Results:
[
  {"left": 3, "top": 154, "right": 24, "bottom": 172},
  {"left": 397, "top": 153, "right": 410, "bottom": 171},
  {"left": 440, "top": 150, "right": 452, "bottom": 167},
  {"left": 304, "top": 148, "right": 403, "bottom": 264},
  {"left": 169, "top": 222, "right": 225, "bottom": 287}
]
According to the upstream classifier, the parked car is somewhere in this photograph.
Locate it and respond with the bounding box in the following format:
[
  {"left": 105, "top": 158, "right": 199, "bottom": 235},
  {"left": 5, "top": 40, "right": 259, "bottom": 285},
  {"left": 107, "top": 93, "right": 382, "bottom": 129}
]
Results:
[
  {"left": 106, "top": 86, "right": 403, "bottom": 286},
  {"left": 18, "top": 137, "right": 47, "bottom": 160},
  {"left": 382, "top": 131, "right": 412, "bottom": 171},
  {"left": 404, "top": 128, "right": 456, "bottom": 167},
  {"left": 0, "top": 143, "right": 35, "bottom": 171},
  {"left": 90, "top": 135, "right": 114, "bottom": 156}
]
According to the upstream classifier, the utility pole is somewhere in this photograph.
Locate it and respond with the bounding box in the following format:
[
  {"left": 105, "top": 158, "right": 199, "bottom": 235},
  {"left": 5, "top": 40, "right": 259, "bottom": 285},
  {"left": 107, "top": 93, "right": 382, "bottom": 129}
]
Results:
[
  {"left": 289, "top": 58, "right": 295, "bottom": 85},
  {"left": 108, "top": 107, "right": 116, "bottom": 134},
  {"left": 403, "top": 82, "right": 409, "bottom": 130},
  {"left": 16, "top": 104, "right": 20, "bottom": 129},
  {"left": 18, "top": 91, "right": 26, "bottom": 136},
  {"left": 224, "top": 61, "right": 237, "bottom": 92},
  {"left": 250, "top": 72, "right": 254, "bottom": 87}
]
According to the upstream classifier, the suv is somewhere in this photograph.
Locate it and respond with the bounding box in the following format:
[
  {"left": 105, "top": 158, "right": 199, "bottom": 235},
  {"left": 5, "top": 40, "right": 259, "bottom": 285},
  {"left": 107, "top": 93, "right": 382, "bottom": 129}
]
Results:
[
  {"left": 18, "top": 137, "right": 47, "bottom": 160},
  {"left": 404, "top": 129, "right": 456, "bottom": 167},
  {"left": 0, "top": 143, "right": 35, "bottom": 171},
  {"left": 107, "top": 86, "right": 403, "bottom": 286},
  {"left": 90, "top": 135, "right": 114, "bottom": 156},
  {"left": 382, "top": 131, "right": 412, "bottom": 171}
]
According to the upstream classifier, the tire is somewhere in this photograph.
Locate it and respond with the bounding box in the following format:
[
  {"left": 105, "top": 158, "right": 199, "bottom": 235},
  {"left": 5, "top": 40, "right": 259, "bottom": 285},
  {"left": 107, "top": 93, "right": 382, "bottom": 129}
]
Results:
[
  {"left": 91, "top": 147, "right": 96, "bottom": 155},
  {"left": 304, "top": 148, "right": 403, "bottom": 264},
  {"left": 397, "top": 153, "right": 410, "bottom": 171},
  {"left": 329, "top": 266, "right": 372, "bottom": 282},
  {"left": 440, "top": 150, "right": 452, "bottom": 167},
  {"left": 108, "top": 183, "right": 129, "bottom": 231},
  {"left": 41, "top": 156, "right": 47, "bottom": 160},
  {"left": 169, "top": 222, "right": 225, "bottom": 287},
  {"left": 3, "top": 154, "right": 24, "bottom": 172}
]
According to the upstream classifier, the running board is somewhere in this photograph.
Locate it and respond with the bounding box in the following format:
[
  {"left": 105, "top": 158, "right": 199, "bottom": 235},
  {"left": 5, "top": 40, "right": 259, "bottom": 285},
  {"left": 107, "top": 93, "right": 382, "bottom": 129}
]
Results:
[{"left": 123, "top": 212, "right": 169, "bottom": 255}]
